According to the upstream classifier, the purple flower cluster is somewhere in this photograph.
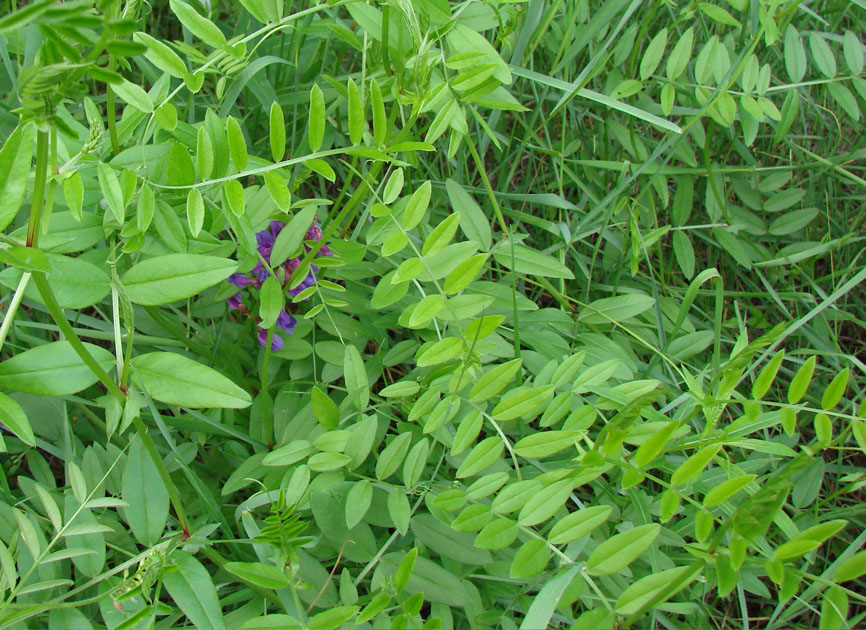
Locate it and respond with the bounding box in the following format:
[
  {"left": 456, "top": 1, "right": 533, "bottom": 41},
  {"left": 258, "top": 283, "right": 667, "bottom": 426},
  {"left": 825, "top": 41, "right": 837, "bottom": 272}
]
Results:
[{"left": 226, "top": 219, "right": 332, "bottom": 351}]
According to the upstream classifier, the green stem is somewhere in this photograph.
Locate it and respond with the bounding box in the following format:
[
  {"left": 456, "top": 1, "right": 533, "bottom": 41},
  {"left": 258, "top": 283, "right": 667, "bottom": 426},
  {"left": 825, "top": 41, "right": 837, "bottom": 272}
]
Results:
[
  {"left": 0, "top": 272, "right": 31, "bottom": 353},
  {"left": 26, "top": 130, "right": 49, "bottom": 248},
  {"left": 31, "top": 271, "right": 126, "bottom": 402},
  {"left": 130, "top": 415, "right": 191, "bottom": 538},
  {"left": 106, "top": 83, "right": 120, "bottom": 154},
  {"left": 261, "top": 328, "right": 275, "bottom": 448}
]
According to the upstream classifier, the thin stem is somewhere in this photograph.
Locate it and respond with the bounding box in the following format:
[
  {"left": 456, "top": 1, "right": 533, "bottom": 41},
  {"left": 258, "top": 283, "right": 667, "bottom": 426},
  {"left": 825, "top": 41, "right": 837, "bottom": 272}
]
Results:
[
  {"left": 0, "top": 272, "right": 31, "bottom": 353},
  {"left": 129, "top": 415, "right": 191, "bottom": 538},
  {"left": 31, "top": 271, "right": 126, "bottom": 402},
  {"left": 26, "top": 130, "right": 49, "bottom": 248}
]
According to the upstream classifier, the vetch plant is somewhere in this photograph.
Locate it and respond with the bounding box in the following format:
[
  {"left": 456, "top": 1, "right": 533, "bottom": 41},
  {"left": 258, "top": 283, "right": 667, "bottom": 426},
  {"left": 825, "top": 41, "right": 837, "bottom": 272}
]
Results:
[{"left": 0, "top": 0, "right": 864, "bottom": 628}]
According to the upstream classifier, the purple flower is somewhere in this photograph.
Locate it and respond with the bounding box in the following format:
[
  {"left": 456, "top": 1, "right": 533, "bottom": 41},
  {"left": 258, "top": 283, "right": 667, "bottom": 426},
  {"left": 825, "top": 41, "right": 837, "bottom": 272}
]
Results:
[
  {"left": 228, "top": 273, "right": 256, "bottom": 288},
  {"left": 270, "top": 220, "right": 285, "bottom": 237},
  {"left": 277, "top": 310, "right": 297, "bottom": 335},
  {"left": 256, "top": 229, "right": 275, "bottom": 259},
  {"left": 257, "top": 327, "right": 283, "bottom": 351},
  {"left": 227, "top": 219, "right": 333, "bottom": 349},
  {"left": 306, "top": 223, "right": 333, "bottom": 255}
]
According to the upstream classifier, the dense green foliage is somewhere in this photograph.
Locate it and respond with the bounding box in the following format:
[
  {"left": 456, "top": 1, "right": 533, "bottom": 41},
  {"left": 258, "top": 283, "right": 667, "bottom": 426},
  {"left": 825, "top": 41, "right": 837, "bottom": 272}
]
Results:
[{"left": 0, "top": 0, "right": 865, "bottom": 628}]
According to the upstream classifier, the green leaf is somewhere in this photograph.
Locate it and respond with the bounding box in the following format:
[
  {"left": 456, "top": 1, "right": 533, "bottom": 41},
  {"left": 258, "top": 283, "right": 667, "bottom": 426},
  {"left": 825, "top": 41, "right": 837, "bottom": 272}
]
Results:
[
  {"left": 671, "top": 444, "right": 721, "bottom": 486},
  {"left": 408, "top": 294, "right": 445, "bottom": 327},
  {"left": 834, "top": 550, "right": 866, "bottom": 583},
  {"left": 0, "top": 341, "right": 114, "bottom": 396},
  {"left": 197, "top": 126, "right": 214, "bottom": 180},
  {"left": 469, "top": 358, "right": 522, "bottom": 402},
  {"left": 224, "top": 562, "right": 290, "bottom": 590},
  {"left": 311, "top": 386, "right": 339, "bottom": 430},
  {"left": 787, "top": 355, "right": 816, "bottom": 404},
  {"left": 264, "top": 170, "right": 290, "bottom": 210},
  {"left": 263, "top": 441, "right": 312, "bottom": 468},
  {"left": 376, "top": 432, "right": 413, "bottom": 480},
  {"left": 134, "top": 32, "right": 187, "bottom": 78},
  {"left": 422, "top": 212, "right": 461, "bottom": 257},
  {"left": 0, "top": 246, "right": 48, "bottom": 273},
  {"left": 345, "top": 479, "right": 373, "bottom": 528},
  {"left": 402, "top": 181, "right": 432, "bottom": 231},
  {"left": 122, "top": 254, "right": 236, "bottom": 305},
  {"left": 518, "top": 478, "right": 575, "bottom": 526},
  {"left": 822, "top": 368, "right": 849, "bottom": 410},
  {"left": 510, "top": 539, "right": 549, "bottom": 579},
  {"left": 383, "top": 168, "right": 404, "bottom": 205},
  {"left": 393, "top": 547, "right": 417, "bottom": 593},
  {"left": 0, "top": 253, "right": 110, "bottom": 309},
  {"left": 585, "top": 523, "right": 660, "bottom": 575},
  {"left": 224, "top": 179, "right": 245, "bottom": 217},
  {"left": 640, "top": 28, "right": 667, "bottom": 80},
  {"left": 62, "top": 172, "right": 83, "bottom": 222},
  {"left": 820, "top": 586, "right": 848, "bottom": 630},
  {"left": 809, "top": 34, "right": 836, "bottom": 78},
  {"left": 377, "top": 553, "right": 470, "bottom": 607},
  {"left": 443, "top": 253, "right": 488, "bottom": 294},
  {"left": 456, "top": 437, "right": 504, "bottom": 478},
  {"left": 226, "top": 116, "right": 248, "bottom": 171},
  {"left": 347, "top": 77, "right": 364, "bottom": 145},
  {"left": 774, "top": 520, "right": 847, "bottom": 561},
  {"left": 258, "top": 274, "right": 284, "bottom": 330},
  {"left": 136, "top": 183, "right": 155, "bottom": 233},
  {"left": 168, "top": 142, "right": 195, "bottom": 187},
  {"left": 309, "top": 84, "right": 325, "bottom": 152},
  {"left": 513, "top": 431, "right": 579, "bottom": 459},
  {"left": 307, "top": 606, "right": 358, "bottom": 630},
  {"left": 579, "top": 293, "right": 654, "bottom": 325},
  {"left": 387, "top": 489, "right": 411, "bottom": 535},
  {"left": 304, "top": 158, "right": 335, "bottom": 181},
  {"left": 269, "top": 101, "right": 286, "bottom": 162},
  {"left": 97, "top": 163, "right": 126, "bottom": 224},
  {"left": 169, "top": 0, "right": 226, "bottom": 48},
  {"left": 698, "top": 3, "right": 740, "bottom": 27},
  {"left": 271, "top": 206, "right": 317, "bottom": 266},
  {"left": 548, "top": 505, "right": 612, "bottom": 544},
  {"left": 614, "top": 563, "right": 702, "bottom": 615},
  {"left": 520, "top": 566, "right": 581, "bottom": 630},
  {"left": 416, "top": 337, "right": 463, "bottom": 367},
  {"left": 112, "top": 79, "right": 153, "bottom": 113},
  {"left": 451, "top": 410, "right": 483, "bottom": 456},
  {"left": 379, "top": 380, "right": 421, "bottom": 398},
  {"left": 445, "top": 179, "right": 491, "bottom": 251},
  {"left": 752, "top": 350, "right": 785, "bottom": 399},
  {"left": 843, "top": 30, "right": 864, "bottom": 75},
  {"left": 344, "top": 344, "right": 369, "bottom": 410},
  {"left": 446, "top": 24, "right": 511, "bottom": 84},
  {"left": 308, "top": 452, "right": 351, "bottom": 471},
  {"left": 827, "top": 83, "right": 860, "bottom": 121},
  {"left": 784, "top": 26, "right": 807, "bottom": 82},
  {"left": 493, "top": 243, "right": 574, "bottom": 279},
  {"left": 131, "top": 352, "right": 251, "bottom": 408},
  {"left": 491, "top": 385, "right": 554, "bottom": 422},
  {"left": 186, "top": 188, "right": 204, "bottom": 237},
  {"left": 0, "top": 123, "right": 34, "bottom": 232},
  {"left": 703, "top": 474, "right": 756, "bottom": 507},
  {"left": 163, "top": 550, "right": 226, "bottom": 630},
  {"left": 122, "top": 437, "right": 169, "bottom": 545},
  {"left": 666, "top": 27, "right": 694, "bottom": 80},
  {"left": 357, "top": 593, "right": 392, "bottom": 625},
  {"left": 474, "top": 517, "right": 518, "bottom": 550},
  {"left": 0, "top": 392, "right": 34, "bottom": 446},
  {"left": 410, "top": 514, "right": 492, "bottom": 565}
]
